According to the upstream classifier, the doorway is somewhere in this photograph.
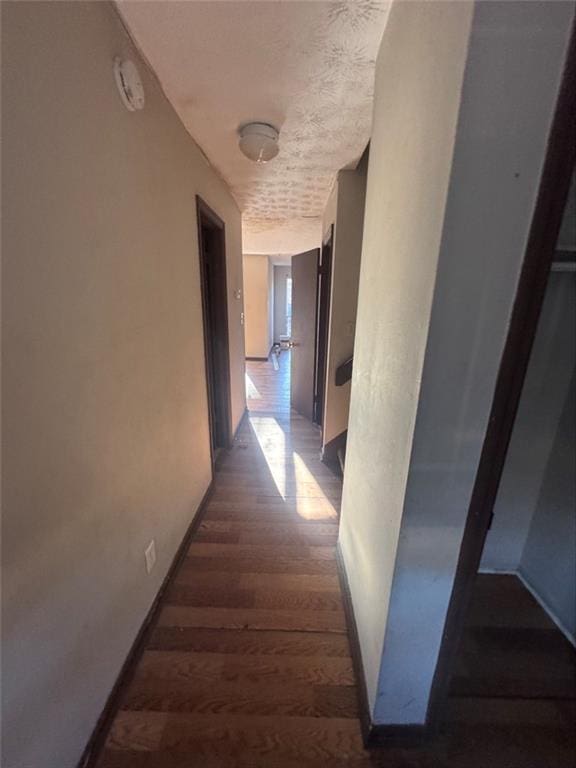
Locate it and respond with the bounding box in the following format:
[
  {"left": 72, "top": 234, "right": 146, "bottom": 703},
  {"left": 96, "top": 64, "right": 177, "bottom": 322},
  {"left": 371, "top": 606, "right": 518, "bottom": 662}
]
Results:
[
  {"left": 313, "top": 227, "right": 334, "bottom": 428},
  {"left": 196, "top": 196, "right": 232, "bottom": 464},
  {"left": 290, "top": 231, "right": 334, "bottom": 428},
  {"left": 428, "top": 27, "right": 576, "bottom": 728}
]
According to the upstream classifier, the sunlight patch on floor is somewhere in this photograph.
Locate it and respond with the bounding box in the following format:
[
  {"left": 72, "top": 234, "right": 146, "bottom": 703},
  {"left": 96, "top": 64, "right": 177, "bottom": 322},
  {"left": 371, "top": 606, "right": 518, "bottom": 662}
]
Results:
[
  {"left": 245, "top": 373, "right": 261, "bottom": 400},
  {"left": 250, "top": 416, "right": 288, "bottom": 498},
  {"left": 250, "top": 415, "right": 337, "bottom": 519},
  {"left": 292, "top": 451, "right": 337, "bottom": 520}
]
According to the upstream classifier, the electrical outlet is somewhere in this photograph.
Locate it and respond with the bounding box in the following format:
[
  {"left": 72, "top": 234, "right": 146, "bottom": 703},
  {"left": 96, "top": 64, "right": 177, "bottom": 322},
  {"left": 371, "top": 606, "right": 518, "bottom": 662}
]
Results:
[{"left": 144, "top": 540, "right": 156, "bottom": 574}]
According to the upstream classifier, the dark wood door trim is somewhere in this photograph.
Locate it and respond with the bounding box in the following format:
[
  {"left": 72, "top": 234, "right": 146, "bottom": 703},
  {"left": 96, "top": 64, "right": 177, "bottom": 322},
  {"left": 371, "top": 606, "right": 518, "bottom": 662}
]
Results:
[
  {"left": 426, "top": 20, "right": 576, "bottom": 733},
  {"left": 290, "top": 248, "right": 320, "bottom": 421},
  {"left": 314, "top": 225, "right": 334, "bottom": 431},
  {"left": 196, "top": 196, "right": 233, "bottom": 466}
]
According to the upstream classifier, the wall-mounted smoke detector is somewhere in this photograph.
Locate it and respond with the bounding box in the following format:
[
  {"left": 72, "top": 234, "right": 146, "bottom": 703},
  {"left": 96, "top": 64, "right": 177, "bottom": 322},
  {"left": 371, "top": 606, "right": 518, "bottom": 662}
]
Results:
[
  {"left": 238, "top": 123, "right": 279, "bottom": 163},
  {"left": 114, "top": 58, "right": 145, "bottom": 112}
]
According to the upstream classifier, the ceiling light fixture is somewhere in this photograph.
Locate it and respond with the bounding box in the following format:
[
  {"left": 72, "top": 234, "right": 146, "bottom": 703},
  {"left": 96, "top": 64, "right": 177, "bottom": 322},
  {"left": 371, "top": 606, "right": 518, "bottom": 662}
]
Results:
[{"left": 238, "top": 123, "right": 280, "bottom": 163}]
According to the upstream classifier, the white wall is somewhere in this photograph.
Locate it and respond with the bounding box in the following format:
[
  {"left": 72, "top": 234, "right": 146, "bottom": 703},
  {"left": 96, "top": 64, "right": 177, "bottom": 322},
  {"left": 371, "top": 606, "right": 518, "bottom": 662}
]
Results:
[
  {"left": 373, "top": 1, "right": 573, "bottom": 726},
  {"left": 520, "top": 365, "right": 576, "bottom": 641},
  {"left": 2, "top": 4, "right": 245, "bottom": 767},
  {"left": 273, "top": 265, "right": 292, "bottom": 343},
  {"left": 242, "top": 254, "right": 273, "bottom": 358},
  {"left": 322, "top": 153, "right": 368, "bottom": 447},
  {"left": 480, "top": 173, "right": 576, "bottom": 642},
  {"left": 338, "top": 0, "right": 474, "bottom": 718},
  {"left": 339, "top": 0, "right": 573, "bottom": 728},
  {"left": 481, "top": 272, "right": 576, "bottom": 571}
]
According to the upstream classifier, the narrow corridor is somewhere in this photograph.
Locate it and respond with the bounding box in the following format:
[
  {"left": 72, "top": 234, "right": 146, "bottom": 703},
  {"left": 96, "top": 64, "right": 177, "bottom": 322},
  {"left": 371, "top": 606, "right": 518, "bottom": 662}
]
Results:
[
  {"left": 92, "top": 353, "right": 376, "bottom": 765},
  {"left": 90, "top": 354, "right": 576, "bottom": 768}
]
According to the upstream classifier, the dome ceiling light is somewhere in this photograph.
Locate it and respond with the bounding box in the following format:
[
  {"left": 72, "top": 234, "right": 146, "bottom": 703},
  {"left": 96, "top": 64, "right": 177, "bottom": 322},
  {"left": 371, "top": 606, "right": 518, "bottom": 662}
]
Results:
[{"left": 238, "top": 123, "right": 280, "bottom": 163}]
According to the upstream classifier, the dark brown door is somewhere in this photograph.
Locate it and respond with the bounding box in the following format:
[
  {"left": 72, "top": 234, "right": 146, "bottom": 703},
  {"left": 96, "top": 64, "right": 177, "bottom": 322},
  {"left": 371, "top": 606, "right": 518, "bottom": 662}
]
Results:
[
  {"left": 290, "top": 248, "right": 320, "bottom": 420},
  {"left": 313, "top": 228, "right": 334, "bottom": 428},
  {"left": 197, "top": 197, "right": 232, "bottom": 464}
]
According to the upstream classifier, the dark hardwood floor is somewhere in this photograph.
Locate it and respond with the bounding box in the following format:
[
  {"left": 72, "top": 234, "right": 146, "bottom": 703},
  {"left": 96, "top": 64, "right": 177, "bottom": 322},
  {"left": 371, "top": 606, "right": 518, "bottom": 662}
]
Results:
[
  {"left": 92, "top": 353, "right": 575, "bottom": 767},
  {"left": 244, "top": 349, "right": 291, "bottom": 416}
]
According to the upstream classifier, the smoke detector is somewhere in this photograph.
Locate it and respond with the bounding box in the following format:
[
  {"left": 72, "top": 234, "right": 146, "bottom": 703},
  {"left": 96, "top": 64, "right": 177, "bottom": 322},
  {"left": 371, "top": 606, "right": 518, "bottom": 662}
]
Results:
[
  {"left": 114, "top": 58, "right": 145, "bottom": 112},
  {"left": 238, "top": 123, "right": 280, "bottom": 163}
]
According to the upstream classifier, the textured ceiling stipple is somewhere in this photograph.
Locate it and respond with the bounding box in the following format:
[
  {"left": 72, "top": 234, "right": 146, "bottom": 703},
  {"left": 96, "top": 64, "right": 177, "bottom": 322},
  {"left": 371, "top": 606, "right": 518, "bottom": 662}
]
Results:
[{"left": 117, "top": 1, "right": 391, "bottom": 254}]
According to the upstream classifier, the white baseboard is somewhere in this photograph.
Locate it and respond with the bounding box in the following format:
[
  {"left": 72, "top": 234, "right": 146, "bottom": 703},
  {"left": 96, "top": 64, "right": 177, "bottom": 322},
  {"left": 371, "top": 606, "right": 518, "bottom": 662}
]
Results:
[{"left": 478, "top": 567, "right": 575, "bottom": 647}]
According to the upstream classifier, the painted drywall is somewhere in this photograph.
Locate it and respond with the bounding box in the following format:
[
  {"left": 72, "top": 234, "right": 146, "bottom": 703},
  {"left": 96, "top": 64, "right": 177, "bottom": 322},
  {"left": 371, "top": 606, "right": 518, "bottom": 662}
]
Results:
[
  {"left": 373, "top": 2, "right": 573, "bottom": 726},
  {"left": 1, "top": 3, "right": 245, "bottom": 768},
  {"left": 322, "top": 152, "right": 368, "bottom": 446},
  {"left": 243, "top": 217, "right": 323, "bottom": 256},
  {"left": 273, "top": 265, "right": 292, "bottom": 343},
  {"left": 481, "top": 272, "right": 576, "bottom": 571},
  {"left": 243, "top": 254, "right": 272, "bottom": 358},
  {"left": 520, "top": 367, "right": 576, "bottom": 641},
  {"left": 323, "top": 179, "right": 338, "bottom": 241},
  {"left": 338, "top": 0, "right": 474, "bottom": 718}
]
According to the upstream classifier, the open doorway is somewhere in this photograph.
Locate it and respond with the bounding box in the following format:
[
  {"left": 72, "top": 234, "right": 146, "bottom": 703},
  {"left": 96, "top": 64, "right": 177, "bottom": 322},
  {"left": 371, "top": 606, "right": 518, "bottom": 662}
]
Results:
[
  {"left": 428, "top": 33, "right": 576, "bottom": 728},
  {"left": 285, "top": 276, "right": 292, "bottom": 338},
  {"left": 449, "top": 236, "right": 575, "bottom": 709},
  {"left": 290, "top": 233, "right": 333, "bottom": 429},
  {"left": 313, "top": 227, "right": 334, "bottom": 429},
  {"left": 272, "top": 263, "right": 293, "bottom": 349},
  {"left": 196, "top": 196, "right": 232, "bottom": 465}
]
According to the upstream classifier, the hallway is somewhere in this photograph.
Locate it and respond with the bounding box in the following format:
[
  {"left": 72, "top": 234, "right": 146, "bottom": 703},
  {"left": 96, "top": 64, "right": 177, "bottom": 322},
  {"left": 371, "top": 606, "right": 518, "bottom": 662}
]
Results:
[
  {"left": 86, "top": 356, "right": 576, "bottom": 767},
  {"left": 245, "top": 350, "right": 291, "bottom": 417},
  {"left": 93, "top": 355, "right": 371, "bottom": 765}
]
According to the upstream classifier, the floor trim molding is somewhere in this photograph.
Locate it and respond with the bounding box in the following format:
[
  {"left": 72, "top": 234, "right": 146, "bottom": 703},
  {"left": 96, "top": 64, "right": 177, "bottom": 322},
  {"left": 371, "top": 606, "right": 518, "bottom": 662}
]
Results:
[
  {"left": 335, "top": 544, "right": 431, "bottom": 748},
  {"left": 321, "top": 429, "right": 347, "bottom": 477},
  {"left": 78, "top": 480, "right": 215, "bottom": 768},
  {"left": 245, "top": 347, "right": 274, "bottom": 362},
  {"left": 335, "top": 544, "right": 372, "bottom": 745}
]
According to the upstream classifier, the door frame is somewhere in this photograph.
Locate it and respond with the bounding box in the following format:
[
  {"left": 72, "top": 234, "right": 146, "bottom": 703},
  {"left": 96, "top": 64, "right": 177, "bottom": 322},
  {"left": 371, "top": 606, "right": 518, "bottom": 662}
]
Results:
[
  {"left": 426, "top": 22, "right": 575, "bottom": 731},
  {"left": 196, "top": 196, "right": 233, "bottom": 466},
  {"left": 290, "top": 247, "right": 320, "bottom": 422},
  {"left": 313, "top": 225, "right": 334, "bottom": 430}
]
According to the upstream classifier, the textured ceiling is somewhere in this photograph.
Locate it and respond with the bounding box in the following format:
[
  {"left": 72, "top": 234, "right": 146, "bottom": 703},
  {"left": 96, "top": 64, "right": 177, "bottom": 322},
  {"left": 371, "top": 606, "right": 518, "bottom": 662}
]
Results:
[{"left": 117, "top": 1, "right": 390, "bottom": 254}]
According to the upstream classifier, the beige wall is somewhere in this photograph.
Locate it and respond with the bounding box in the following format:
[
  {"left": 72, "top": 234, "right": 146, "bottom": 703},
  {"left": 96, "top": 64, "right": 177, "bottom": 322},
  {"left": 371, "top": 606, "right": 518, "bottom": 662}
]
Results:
[
  {"left": 273, "top": 265, "right": 292, "bottom": 343},
  {"left": 338, "top": 0, "right": 474, "bottom": 718},
  {"left": 322, "top": 154, "right": 368, "bottom": 446},
  {"left": 243, "top": 254, "right": 272, "bottom": 358},
  {"left": 1, "top": 3, "right": 244, "bottom": 767}
]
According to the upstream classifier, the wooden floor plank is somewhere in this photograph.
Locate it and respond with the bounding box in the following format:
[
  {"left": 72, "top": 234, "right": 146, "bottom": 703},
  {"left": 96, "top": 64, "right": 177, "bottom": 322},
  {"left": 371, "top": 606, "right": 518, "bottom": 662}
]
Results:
[
  {"left": 120, "top": 678, "right": 359, "bottom": 718},
  {"left": 135, "top": 650, "right": 355, "bottom": 686},
  {"left": 166, "top": 583, "right": 343, "bottom": 613},
  {"left": 146, "top": 627, "right": 352, "bottom": 657},
  {"left": 157, "top": 605, "right": 347, "bottom": 633},
  {"left": 180, "top": 555, "right": 338, "bottom": 575},
  {"left": 173, "top": 570, "right": 340, "bottom": 592}
]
